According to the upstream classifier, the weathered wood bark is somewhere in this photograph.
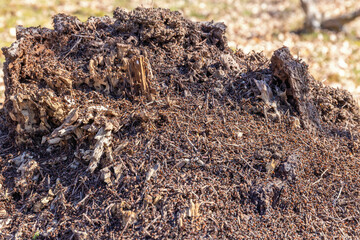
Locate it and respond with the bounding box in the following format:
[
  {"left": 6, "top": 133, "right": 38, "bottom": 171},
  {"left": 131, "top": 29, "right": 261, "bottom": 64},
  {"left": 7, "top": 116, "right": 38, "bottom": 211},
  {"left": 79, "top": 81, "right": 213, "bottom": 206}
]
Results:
[
  {"left": 300, "top": 0, "right": 360, "bottom": 32},
  {"left": 270, "top": 47, "right": 321, "bottom": 132}
]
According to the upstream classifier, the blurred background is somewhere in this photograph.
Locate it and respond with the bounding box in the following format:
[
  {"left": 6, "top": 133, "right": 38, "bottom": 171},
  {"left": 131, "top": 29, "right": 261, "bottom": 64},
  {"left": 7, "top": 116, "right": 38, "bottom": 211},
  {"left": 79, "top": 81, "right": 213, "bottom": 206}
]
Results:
[{"left": 1, "top": 0, "right": 360, "bottom": 105}]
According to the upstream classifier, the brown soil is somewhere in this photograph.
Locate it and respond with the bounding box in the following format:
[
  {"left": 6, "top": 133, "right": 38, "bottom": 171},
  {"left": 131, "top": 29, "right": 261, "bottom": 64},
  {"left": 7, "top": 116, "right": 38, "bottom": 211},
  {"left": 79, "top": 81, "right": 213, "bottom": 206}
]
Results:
[{"left": 0, "top": 7, "right": 359, "bottom": 239}]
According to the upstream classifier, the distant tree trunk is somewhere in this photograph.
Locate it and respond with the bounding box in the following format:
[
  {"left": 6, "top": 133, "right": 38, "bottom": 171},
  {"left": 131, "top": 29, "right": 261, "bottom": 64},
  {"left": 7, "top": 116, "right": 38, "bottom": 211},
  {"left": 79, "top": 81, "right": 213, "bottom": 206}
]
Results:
[
  {"left": 301, "top": 0, "right": 322, "bottom": 32},
  {"left": 300, "top": 0, "right": 360, "bottom": 32}
]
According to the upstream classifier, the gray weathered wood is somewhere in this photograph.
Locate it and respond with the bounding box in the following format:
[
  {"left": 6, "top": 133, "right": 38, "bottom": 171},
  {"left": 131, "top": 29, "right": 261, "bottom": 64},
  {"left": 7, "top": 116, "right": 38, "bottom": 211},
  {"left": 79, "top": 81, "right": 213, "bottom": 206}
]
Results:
[{"left": 300, "top": 0, "right": 360, "bottom": 32}]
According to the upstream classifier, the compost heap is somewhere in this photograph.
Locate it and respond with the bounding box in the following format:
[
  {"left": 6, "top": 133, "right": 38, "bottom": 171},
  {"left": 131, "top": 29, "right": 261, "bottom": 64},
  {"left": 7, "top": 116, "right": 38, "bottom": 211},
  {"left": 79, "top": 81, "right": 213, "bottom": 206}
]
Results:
[{"left": 0, "top": 7, "right": 359, "bottom": 239}]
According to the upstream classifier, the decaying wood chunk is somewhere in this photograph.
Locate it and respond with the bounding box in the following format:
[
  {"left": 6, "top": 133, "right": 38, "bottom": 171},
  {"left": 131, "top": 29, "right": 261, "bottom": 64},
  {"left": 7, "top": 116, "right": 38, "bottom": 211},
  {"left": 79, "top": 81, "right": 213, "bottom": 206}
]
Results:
[
  {"left": 270, "top": 47, "right": 320, "bottom": 131},
  {"left": 7, "top": 89, "right": 68, "bottom": 145},
  {"left": 85, "top": 45, "right": 154, "bottom": 99},
  {"left": 128, "top": 55, "right": 154, "bottom": 100},
  {"left": 44, "top": 108, "right": 79, "bottom": 145},
  {"left": 88, "top": 127, "right": 113, "bottom": 173},
  {"left": 40, "top": 104, "right": 122, "bottom": 172}
]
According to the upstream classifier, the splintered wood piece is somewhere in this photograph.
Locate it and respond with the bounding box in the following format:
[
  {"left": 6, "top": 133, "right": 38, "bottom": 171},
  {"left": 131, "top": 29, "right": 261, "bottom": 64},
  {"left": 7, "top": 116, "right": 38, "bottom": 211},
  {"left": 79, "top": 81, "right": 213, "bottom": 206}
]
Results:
[
  {"left": 88, "top": 127, "right": 113, "bottom": 173},
  {"left": 128, "top": 55, "right": 151, "bottom": 98},
  {"left": 45, "top": 108, "right": 79, "bottom": 144},
  {"left": 186, "top": 199, "right": 200, "bottom": 218}
]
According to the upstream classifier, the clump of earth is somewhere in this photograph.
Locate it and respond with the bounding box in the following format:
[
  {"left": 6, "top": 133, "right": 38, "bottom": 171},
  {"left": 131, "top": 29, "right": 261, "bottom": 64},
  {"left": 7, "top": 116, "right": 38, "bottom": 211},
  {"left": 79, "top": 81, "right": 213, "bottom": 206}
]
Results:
[{"left": 0, "top": 7, "right": 359, "bottom": 239}]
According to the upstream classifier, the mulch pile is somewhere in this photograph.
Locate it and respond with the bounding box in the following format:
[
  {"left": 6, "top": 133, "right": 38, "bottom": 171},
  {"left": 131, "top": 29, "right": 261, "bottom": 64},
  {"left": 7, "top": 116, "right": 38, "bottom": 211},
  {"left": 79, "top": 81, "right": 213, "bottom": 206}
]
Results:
[{"left": 0, "top": 7, "right": 359, "bottom": 239}]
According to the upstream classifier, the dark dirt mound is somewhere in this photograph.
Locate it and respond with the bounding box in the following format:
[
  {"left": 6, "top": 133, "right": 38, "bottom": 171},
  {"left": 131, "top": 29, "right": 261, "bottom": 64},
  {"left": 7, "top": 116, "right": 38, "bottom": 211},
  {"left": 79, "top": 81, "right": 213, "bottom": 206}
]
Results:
[{"left": 0, "top": 7, "right": 359, "bottom": 239}]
